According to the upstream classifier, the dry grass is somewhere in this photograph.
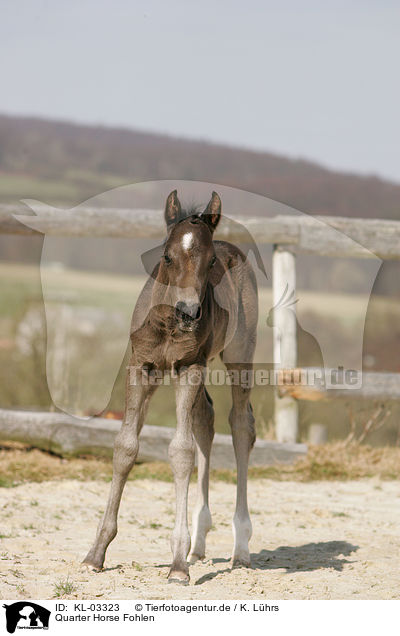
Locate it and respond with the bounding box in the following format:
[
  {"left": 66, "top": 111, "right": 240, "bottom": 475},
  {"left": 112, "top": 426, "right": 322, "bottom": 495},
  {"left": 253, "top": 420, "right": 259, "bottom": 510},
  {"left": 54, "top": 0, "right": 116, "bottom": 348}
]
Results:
[
  {"left": 0, "top": 442, "right": 173, "bottom": 487},
  {"left": 246, "top": 442, "right": 400, "bottom": 481},
  {"left": 1, "top": 440, "right": 400, "bottom": 487}
]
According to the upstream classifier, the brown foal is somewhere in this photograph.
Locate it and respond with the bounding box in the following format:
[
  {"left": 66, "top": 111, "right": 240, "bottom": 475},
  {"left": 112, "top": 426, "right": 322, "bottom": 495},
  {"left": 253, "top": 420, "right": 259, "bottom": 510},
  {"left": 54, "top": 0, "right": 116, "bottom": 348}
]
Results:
[{"left": 83, "top": 189, "right": 258, "bottom": 584}]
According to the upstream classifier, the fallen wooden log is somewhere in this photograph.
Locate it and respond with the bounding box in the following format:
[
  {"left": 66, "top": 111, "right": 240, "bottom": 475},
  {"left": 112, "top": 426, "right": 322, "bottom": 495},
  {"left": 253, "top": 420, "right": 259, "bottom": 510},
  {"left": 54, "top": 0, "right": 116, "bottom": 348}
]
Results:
[{"left": 0, "top": 408, "right": 307, "bottom": 470}]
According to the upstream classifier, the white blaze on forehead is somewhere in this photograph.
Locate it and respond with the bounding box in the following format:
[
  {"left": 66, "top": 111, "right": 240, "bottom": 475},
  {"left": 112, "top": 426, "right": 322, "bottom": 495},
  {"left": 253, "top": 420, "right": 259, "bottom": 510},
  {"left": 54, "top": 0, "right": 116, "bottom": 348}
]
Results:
[{"left": 181, "top": 232, "right": 194, "bottom": 251}]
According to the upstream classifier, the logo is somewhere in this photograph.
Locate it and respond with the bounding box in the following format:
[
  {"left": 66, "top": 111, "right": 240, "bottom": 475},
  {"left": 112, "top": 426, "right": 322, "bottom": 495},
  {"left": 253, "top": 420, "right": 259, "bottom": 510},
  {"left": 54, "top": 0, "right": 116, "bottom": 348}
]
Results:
[{"left": 2, "top": 603, "right": 50, "bottom": 634}]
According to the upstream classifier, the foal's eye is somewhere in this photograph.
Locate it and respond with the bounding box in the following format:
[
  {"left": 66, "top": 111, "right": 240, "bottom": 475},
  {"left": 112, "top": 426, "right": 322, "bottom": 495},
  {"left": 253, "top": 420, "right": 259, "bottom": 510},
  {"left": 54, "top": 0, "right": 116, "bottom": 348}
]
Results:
[
  {"left": 164, "top": 254, "right": 172, "bottom": 265},
  {"left": 210, "top": 255, "right": 217, "bottom": 268}
]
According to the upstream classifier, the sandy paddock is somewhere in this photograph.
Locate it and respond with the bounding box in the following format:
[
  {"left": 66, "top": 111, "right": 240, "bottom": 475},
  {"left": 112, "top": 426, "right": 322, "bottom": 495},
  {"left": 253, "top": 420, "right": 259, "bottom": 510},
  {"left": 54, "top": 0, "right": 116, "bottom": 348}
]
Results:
[{"left": 1, "top": 477, "right": 400, "bottom": 600}]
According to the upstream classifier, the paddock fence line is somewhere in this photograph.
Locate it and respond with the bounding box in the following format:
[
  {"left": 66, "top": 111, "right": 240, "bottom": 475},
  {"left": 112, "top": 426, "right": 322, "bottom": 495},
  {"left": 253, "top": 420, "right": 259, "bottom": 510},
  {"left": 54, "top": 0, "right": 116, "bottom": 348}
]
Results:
[{"left": 1, "top": 204, "right": 400, "bottom": 448}]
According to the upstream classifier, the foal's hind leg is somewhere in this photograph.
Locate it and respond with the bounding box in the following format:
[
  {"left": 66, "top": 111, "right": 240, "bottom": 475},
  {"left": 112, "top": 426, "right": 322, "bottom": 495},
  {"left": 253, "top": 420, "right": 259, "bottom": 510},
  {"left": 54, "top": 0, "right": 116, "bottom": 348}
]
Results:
[
  {"left": 82, "top": 371, "right": 157, "bottom": 571},
  {"left": 189, "top": 387, "right": 214, "bottom": 563},
  {"left": 226, "top": 364, "right": 256, "bottom": 567}
]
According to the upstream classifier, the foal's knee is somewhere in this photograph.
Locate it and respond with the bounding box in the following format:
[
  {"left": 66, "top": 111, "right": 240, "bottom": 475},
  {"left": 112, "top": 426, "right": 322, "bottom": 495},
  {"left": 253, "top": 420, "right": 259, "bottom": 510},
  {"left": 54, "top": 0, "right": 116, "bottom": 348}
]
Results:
[
  {"left": 229, "top": 402, "right": 256, "bottom": 449},
  {"left": 168, "top": 434, "right": 195, "bottom": 477},
  {"left": 113, "top": 426, "right": 139, "bottom": 475}
]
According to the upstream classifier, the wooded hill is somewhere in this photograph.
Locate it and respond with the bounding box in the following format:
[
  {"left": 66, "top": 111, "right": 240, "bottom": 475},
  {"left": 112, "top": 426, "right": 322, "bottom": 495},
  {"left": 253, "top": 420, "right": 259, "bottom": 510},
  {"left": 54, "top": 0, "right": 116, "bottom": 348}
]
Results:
[
  {"left": 0, "top": 114, "right": 399, "bottom": 298},
  {"left": 0, "top": 114, "right": 399, "bottom": 219}
]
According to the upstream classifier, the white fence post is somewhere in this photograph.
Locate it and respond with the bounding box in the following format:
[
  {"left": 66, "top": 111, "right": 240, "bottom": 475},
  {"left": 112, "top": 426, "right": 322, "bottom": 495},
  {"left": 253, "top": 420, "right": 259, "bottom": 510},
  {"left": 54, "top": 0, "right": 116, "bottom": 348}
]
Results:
[{"left": 273, "top": 244, "right": 299, "bottom": 443}]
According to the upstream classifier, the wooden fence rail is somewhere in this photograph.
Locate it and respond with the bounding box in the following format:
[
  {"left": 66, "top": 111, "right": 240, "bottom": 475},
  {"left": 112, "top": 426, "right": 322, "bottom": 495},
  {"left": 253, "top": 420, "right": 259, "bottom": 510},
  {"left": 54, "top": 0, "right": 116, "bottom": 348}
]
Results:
[
  {"left": 277, "top": 369, "right": 400, "bottom": 401},
  {"left": 2, "top": 204, "right": 400, "bottom": 259}
]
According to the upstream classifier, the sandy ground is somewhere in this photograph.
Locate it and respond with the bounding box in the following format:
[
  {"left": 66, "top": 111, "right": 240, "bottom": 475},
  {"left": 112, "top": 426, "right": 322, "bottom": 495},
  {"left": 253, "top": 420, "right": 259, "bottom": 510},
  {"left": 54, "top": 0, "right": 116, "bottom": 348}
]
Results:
[{"left": 1, "top": 477, "right": 400, "bottom": 600}]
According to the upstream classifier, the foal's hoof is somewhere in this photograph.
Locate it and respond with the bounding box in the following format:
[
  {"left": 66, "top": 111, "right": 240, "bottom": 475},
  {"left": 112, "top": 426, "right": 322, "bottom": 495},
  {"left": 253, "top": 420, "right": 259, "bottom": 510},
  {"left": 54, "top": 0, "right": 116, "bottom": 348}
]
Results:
[
  {"left": 168, "top": 570, "right": 190, "bottom": 586},
  {"left": 231, "top": 556, "right": 251, "bottom": 569},
  {"left": 188, "top": 552, "right": 205, "bottom": 564},
  {"left": 81, "top": 559, "right": 103, "bottom": 573}
]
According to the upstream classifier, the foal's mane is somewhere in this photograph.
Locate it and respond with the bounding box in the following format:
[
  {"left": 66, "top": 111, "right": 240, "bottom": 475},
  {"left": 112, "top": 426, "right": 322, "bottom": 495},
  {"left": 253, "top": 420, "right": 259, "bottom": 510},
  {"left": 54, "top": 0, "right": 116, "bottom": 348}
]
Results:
[{"left": 176, "top": 203, "right": 204, "bottom": 224}]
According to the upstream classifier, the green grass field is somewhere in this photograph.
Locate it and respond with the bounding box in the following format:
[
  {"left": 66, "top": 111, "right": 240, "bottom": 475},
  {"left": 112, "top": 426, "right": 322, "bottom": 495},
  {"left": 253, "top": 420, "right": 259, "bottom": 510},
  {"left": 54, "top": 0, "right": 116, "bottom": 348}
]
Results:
[
  {"left": 0, "top": 262, "right": 399, "bottom": 444},
  {"left": 0, "top": 171, "right": 127, "bottom": 205}
]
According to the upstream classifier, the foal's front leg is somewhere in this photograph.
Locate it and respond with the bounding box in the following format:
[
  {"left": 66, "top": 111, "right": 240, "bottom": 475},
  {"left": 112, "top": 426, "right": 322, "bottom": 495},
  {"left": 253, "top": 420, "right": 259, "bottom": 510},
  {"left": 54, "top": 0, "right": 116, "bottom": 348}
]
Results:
[
  {"left": 189, "top": 387, "right": 214, "bottom": 563},
  {"left": 168, "top": 365, "right": 202, "bottom": 584},
  {"left": 82, "top": 370, "right": 156, "bottom": 571}
]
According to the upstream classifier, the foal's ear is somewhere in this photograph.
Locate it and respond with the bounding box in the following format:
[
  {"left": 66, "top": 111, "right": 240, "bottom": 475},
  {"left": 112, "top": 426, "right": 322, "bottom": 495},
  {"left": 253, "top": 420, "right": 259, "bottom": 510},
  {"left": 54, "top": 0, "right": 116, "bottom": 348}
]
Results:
[
  {"left": 164, "top": 189, "right": 182, "bottom": 228},
  {"left": 201, "top": 191, "right": 221, "bottom": 233}
]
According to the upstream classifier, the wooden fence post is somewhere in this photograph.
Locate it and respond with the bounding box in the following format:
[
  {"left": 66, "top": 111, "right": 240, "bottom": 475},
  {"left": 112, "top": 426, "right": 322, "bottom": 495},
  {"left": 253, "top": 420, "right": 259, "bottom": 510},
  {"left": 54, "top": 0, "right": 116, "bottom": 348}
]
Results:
[{"left": 273, "top": 244, "right": 299, "bottom": 443}]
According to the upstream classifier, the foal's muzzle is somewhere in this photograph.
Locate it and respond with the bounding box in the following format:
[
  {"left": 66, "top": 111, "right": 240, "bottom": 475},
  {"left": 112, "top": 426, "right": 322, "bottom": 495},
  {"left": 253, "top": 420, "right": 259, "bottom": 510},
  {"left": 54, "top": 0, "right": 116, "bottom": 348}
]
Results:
[{"left": 175, "top": 301, "right": 202, "bottom": 327}]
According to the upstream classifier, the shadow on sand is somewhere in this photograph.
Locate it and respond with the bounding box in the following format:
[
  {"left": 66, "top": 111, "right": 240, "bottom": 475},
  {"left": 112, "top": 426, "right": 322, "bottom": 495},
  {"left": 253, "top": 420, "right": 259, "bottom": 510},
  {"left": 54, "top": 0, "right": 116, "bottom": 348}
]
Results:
[{"left": 194, "top": 540, "right": 358, "bottom": 585}]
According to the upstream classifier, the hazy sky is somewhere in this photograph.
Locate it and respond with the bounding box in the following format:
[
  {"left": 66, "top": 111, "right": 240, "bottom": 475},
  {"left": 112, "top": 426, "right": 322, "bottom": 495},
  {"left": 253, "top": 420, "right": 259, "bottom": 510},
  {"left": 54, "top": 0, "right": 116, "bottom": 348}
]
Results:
[{"left": 1, "top": 0, "right": 399, "bottom": 182}]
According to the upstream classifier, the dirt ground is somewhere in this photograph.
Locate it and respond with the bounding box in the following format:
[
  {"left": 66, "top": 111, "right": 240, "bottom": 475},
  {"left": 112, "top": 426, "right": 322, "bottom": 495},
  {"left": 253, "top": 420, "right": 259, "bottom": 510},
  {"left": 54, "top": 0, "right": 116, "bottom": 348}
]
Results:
[{"left": 1, "top": 477, "right": 400, "bottom": 600}]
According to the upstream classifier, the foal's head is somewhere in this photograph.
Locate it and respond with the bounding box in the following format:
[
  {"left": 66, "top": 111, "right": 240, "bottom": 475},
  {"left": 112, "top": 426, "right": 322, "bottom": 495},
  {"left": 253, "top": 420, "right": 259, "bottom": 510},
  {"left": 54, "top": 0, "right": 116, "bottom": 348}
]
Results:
[{"left": 160, "top": 190, "right": 221, "bottom": 332}]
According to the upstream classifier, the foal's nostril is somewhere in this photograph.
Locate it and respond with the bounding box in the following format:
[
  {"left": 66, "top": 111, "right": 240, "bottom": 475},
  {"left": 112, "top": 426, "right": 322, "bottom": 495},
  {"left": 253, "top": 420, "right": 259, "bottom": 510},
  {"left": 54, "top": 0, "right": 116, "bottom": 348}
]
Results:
[
  {"left": 175, "top": 301, "right": 202, "bottom": 321},
  {"left": 175, "top": 301, "right": 186, "bottom": 316}
]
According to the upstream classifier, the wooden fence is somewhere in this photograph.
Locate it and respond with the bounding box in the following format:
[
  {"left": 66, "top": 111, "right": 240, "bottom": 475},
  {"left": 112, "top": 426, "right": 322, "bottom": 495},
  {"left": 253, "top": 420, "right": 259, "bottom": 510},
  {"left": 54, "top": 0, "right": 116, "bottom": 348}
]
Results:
[{"left": 1, "top": 203, "right": 400, "bottom": 448}]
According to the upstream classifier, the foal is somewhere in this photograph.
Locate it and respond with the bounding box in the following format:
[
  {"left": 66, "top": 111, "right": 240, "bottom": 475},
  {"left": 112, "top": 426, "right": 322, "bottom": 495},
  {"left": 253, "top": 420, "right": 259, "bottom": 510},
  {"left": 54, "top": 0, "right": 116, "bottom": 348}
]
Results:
[{"left": 83, "top": 190, "right": 258, "bottom": 584}]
